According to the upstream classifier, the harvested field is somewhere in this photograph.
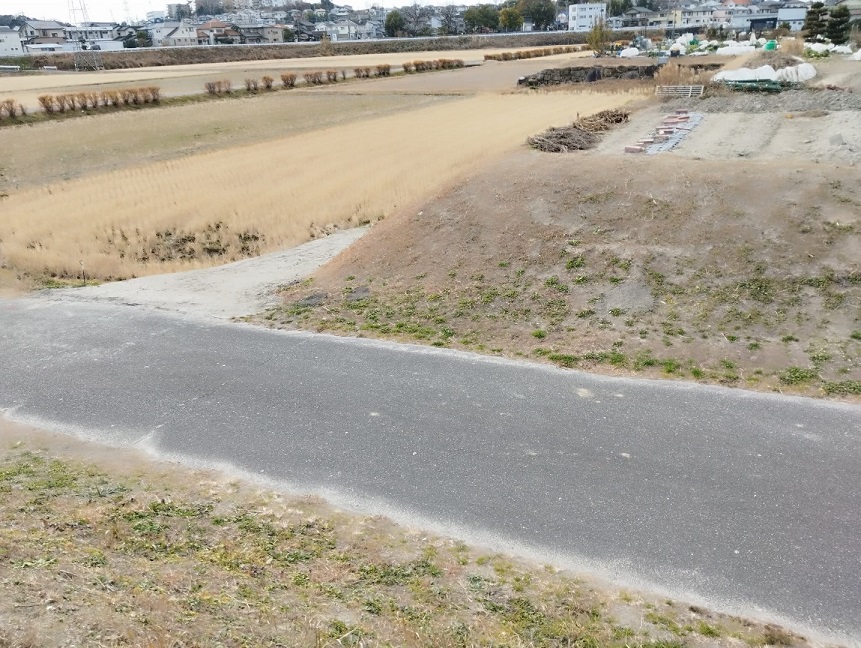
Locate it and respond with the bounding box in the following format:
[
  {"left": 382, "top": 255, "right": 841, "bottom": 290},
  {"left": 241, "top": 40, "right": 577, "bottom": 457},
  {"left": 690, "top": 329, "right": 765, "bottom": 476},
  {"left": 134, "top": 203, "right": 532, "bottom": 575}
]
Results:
[
  {"left": 0, "top": 93, "right": 450, "bottom": 194},
  {"left": 0, "top": 93, "right": 633, "bottom": 281},
  {"left": 0, "top": 48, "right": 589, "bottom": 111}
]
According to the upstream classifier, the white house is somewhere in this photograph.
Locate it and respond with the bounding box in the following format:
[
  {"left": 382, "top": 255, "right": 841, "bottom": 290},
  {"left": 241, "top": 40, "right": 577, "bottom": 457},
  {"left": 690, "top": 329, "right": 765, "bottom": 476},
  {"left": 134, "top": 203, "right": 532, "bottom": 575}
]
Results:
[
  {"left": 149, "top": 21, "right": 197, "bottom": 46},
  {"left": 777, "top": 3, "right": 807, "bottom": 30},
  {"left": 568, "top": 2, "right": 607, "bottom": 32},
  {"left": 0, "top": 26, "right": 24, "bottom": 56}
]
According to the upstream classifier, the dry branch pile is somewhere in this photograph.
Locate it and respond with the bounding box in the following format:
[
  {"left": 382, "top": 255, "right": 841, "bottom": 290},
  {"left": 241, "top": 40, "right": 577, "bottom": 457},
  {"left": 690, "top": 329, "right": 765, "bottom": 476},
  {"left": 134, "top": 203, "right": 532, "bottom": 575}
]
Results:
[
  {"left": 528, "top": 109, "right": 629, "bottom": 152},
  {"left": 574, "top": 108, "right": 629, "bottom": 132}
]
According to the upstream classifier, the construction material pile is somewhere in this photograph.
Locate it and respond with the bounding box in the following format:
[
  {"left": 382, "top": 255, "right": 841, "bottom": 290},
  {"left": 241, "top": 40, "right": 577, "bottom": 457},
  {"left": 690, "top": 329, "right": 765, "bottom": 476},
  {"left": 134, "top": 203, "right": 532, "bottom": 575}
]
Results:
[{"left": 528, "top": 109, "right": 630, "bottom": 153}]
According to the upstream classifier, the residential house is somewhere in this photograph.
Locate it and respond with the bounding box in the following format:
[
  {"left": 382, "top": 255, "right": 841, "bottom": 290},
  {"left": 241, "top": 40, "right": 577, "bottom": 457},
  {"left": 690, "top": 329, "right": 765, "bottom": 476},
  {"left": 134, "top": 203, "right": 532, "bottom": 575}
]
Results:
[
  {"left": 320, "top": 19, "right": 359, "bottom": 41},
  {"left": 294, "top": 20, "right": 320, "bottom": 40},
  {"left": 149, "top": 21, "right": 197, "bottom": 47},
  {"left": 356, "top": 20, "right": 383, "bottom": 39},
  {"left": 196, "top": 20, "right": 242, "bottom": 44},
  {"left": 621, "top": 6, "right": 656, "bottom": 28},
  {"left": 568, "top": 2, "right": 607, "bottom": 32},
  {"left": 0, "top": 26, "right": 24, "bottom": 56},
  {"left": 679, "top": 4, "right": 715, "bottom": 28},
  {"left": 70, "top": 22, "right": 119, "bottom": 40},
  {"left": 238, "top": 24, "right": 284, "bottom": 43},
  {"left": 20, "top": 20, "right": 67, "bottom": 45}
]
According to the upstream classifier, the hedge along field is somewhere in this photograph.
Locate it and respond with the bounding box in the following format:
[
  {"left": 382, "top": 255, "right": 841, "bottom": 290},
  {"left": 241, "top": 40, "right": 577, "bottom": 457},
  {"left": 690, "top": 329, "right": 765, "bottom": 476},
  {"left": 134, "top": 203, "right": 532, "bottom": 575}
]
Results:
[{"left": 0, "top": 92, "right": 632, "bottom": 281}]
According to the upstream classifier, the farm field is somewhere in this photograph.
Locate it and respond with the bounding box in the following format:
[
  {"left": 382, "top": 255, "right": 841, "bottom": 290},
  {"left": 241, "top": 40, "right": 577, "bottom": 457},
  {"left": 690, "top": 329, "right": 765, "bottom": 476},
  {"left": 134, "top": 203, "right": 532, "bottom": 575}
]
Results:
[
  {"left": 0, "top": 93, "right": 452, "bottom": 193},
  {"left": 0, "top": 90, "right": 634, "bottom": 281},
  {"left": 0, "top": 48, "right": 588, "bottom": 110}
]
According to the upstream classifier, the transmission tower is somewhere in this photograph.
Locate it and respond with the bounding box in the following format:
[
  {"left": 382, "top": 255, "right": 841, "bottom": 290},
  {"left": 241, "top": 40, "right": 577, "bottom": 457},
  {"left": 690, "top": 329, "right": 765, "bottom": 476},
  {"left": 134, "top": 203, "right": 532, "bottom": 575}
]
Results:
[{"left": 68, "top": 0, "right": 103, "bottom": 71}]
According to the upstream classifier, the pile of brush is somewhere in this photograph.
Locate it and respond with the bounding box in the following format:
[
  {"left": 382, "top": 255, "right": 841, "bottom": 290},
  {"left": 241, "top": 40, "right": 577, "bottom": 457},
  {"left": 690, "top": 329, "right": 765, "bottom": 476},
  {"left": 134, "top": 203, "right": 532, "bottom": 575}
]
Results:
[
  {"left": 574, "top": 109, "right": 630, "bottom": 132},
  {"left": 528, "top": 109, "right": 630, "bottom": 153}
]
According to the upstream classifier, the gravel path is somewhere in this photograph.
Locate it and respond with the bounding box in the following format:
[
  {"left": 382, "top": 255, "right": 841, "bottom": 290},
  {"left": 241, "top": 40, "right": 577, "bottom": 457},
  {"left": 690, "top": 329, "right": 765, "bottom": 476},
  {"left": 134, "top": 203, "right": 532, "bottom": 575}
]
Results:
[{"left": 44, "top": 228, "right": 366, "bottom": 320}]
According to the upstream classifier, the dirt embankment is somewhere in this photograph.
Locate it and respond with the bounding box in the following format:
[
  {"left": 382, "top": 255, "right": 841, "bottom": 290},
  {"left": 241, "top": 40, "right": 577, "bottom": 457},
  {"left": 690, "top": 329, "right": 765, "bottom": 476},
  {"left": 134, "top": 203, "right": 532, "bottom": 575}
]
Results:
[
  {"left": 260, "top": 152, "right": 860, "bottom": 399},
  {"left": 2, "top": 32, "right": 593, "bottom": 71}
]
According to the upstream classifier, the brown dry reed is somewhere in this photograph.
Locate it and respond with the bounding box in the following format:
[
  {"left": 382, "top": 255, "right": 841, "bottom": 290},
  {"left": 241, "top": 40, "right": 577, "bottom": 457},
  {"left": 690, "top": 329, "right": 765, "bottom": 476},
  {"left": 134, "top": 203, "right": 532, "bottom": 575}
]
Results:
[
  {"left": 0, "top": 99, "right": 25, "bottom": 119},
  {"left": 406, "top": 59, "right": 465, "bottom": 73},
  {"left": 484, "top": 45, "right": 584, "bottom": 61}
]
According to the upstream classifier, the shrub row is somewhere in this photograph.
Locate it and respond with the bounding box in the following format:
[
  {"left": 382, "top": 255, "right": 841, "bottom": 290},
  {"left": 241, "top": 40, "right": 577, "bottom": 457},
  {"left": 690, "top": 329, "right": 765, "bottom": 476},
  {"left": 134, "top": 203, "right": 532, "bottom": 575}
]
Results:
[
  {"left": 37, "top": 87, "right": 161, "bottom": 113},
  {"left": 205, "top": 79, "right": 232, "bottom": 94},
  {"left": 405, "top": 58, "right": 465, "bottom": 73},
  {"left": 244, "top": 76, "right": 280, "bottom": 91},
  {"left": 0, "top": 98, "right": 26, "bottom": 120},
  {"left": 484, "top": 45, "right": 583, "bottom": 61}
]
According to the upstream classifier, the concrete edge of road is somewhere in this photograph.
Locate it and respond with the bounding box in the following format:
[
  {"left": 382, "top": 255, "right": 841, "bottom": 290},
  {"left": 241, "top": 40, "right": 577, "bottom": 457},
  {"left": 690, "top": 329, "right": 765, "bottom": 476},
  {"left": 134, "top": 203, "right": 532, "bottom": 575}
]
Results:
[{"left": 1, "top": 405, "right": 853, "bottom": 647}]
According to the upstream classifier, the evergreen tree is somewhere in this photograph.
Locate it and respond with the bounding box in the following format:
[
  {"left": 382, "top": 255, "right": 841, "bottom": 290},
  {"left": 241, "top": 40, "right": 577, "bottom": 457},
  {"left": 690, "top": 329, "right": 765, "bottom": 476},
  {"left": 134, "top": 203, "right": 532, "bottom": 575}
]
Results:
[
  {"left": 826, "top": 5, "right": 851, "bottom": 44},
  {"left": 802, "top": 2, "right": 827, "bottom": 39},
  {"left": 384, "top": 9, "right": 405, "bottom": 36}
]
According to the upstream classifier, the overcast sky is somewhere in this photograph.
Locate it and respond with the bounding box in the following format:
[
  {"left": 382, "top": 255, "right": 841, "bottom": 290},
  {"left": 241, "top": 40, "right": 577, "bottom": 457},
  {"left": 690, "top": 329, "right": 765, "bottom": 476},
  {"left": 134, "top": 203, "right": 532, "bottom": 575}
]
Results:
[{"left": 14, "top": 1, "right": 383, "bottom": 22}]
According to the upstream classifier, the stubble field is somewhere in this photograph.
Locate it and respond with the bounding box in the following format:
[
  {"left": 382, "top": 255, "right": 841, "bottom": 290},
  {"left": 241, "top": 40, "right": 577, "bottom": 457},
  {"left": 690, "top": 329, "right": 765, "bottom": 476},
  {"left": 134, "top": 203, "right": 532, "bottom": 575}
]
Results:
[{"left": 0, "top": 59, "right": 633, "bottom": 281}]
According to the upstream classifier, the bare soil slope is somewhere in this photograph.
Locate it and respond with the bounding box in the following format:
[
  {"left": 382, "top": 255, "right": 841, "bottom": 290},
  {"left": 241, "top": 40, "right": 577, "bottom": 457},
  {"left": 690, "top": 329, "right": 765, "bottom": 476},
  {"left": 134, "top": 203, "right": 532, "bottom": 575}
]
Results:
[{"left": 261, "top": 152, "right": 860, "bottom": 399}]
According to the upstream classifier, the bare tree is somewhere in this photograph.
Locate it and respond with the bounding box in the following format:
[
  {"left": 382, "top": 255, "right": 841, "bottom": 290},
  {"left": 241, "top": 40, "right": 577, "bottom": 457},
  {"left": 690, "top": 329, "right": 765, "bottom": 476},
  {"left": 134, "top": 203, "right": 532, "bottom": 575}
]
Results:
[
  {"left": 439, "top": 4, "right": 459, "bottom": 35},
  {"left": 401, "top": 2, "right": 429, "bottom": 36}
]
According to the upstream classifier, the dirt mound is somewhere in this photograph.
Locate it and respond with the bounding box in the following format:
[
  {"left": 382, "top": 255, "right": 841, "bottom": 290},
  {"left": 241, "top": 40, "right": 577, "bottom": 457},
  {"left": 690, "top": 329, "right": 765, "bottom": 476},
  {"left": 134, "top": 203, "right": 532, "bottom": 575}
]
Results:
[
  {"left": 262, "top": 153, "right": 860, "bottom": 399},
  {"left": 748, "top": 51, "right": 804, "bottom": 70}
]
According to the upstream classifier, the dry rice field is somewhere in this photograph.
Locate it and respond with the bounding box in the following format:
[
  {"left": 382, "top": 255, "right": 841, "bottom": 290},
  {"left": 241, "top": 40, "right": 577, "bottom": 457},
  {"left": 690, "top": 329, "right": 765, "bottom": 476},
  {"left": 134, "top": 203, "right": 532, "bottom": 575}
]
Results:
[{"left": 0, "top": 91, "right": 633, "bottom": 281}]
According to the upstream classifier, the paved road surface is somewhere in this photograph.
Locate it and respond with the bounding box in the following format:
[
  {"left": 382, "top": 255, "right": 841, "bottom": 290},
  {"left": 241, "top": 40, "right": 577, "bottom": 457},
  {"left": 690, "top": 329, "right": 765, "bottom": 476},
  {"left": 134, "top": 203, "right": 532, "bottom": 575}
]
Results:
[{"left": 1, "top": 297, "right": 859, "bottom": 644}]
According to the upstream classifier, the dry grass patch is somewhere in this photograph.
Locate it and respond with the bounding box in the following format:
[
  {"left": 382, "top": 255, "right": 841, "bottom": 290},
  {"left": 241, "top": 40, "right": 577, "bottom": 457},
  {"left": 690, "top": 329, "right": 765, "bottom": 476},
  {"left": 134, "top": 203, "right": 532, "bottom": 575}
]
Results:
[
  {"left": 0, "top": 424, "right": 817, "bottom": 648},
  {"left": 0, "top": 93, "right": 632, "bottom": 281}
]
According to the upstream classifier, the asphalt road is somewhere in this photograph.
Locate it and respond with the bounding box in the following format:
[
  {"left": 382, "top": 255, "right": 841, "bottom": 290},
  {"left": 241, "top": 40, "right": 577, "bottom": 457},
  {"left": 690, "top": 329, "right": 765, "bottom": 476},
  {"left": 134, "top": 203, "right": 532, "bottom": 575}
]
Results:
[{"left": 1, "top": 296, "right": 859, "bottom": 643}]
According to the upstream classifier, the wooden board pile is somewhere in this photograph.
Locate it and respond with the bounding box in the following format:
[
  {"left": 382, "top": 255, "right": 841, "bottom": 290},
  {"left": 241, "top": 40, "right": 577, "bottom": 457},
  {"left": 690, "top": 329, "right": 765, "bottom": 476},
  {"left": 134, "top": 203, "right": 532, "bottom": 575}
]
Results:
[{"left": 528, "top": 109, "right": 630, "bottom": 153}]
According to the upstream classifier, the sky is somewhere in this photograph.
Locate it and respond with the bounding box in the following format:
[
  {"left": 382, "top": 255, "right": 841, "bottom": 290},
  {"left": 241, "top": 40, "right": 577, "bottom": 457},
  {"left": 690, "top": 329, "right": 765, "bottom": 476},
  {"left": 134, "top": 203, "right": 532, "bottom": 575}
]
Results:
[{"left": 13, "top": 0, "right": 385, "bottom": 22}]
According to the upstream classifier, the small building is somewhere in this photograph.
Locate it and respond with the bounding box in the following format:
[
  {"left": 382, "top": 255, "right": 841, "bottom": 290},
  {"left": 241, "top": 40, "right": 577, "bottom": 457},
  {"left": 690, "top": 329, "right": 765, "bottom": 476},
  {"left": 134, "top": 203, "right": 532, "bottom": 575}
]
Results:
[
  {"left": 149, "top": 21, "right": 197, "bottom": 47},
  {"left": 0, "top": 26, "right": 24, "bottom": 56},
  {"left": 238, "top": 24, "right": 284, "bottom": 43},
  {"left": 20, "top": 20, "right": 67, "bottom": 42},
  {"left": 569, "top": 2, "right": 607, "bottom": 32},
  {"left": 777, "top": 3, "right": 807, "bottom": 30}
]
